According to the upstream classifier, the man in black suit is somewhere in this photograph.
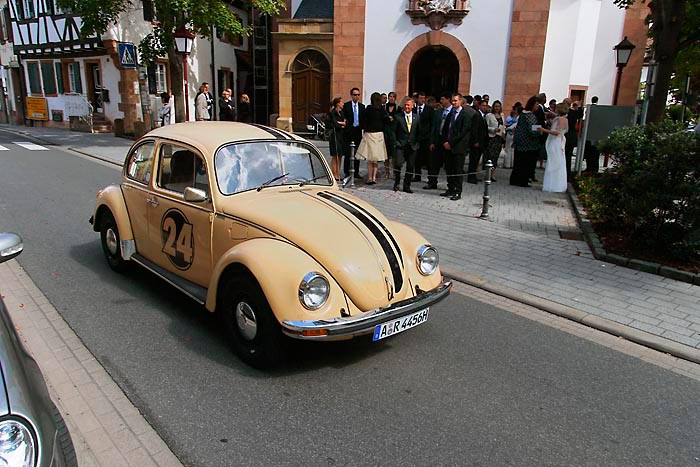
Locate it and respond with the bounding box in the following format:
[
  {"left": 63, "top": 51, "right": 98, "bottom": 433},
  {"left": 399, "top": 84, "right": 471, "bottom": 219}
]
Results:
[
  {"left": 342, "top": 87, "right": 364, "bottom": 178},
  {"left": 465, "top": 97, "right": 485, "bottom": 184},
  {"left": 412, "top": 91, "right": 434, "bottom": 183},
  {"left": 441, "top": 93, "right": 472, "bottom": 200},
  {"left": 532, "top": 92, "right": 547, "bottom": 181},
  {"left": 393, "top": 96, "right": 420, "bottom": 193},
  {"left": 426, "top": 92, "right": 452, "bottom": 190}
]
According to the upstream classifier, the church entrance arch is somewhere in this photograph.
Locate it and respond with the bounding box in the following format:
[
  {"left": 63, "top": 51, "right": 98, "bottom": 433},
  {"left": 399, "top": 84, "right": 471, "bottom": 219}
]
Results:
[
  {"left": 395, "top": 31, "right": 471, "bottom": 98},
  {"left": 291, "top": 49, "right": 330, "bottom": 132},
  {"left": 409, "top": 46, "right": 459, "bottom": 98}
]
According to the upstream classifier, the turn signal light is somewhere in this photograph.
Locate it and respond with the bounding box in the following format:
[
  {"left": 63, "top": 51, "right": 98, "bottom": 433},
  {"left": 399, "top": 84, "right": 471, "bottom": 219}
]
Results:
[{"left": 301, "top": 329, "right": 328, "bottom": 337}]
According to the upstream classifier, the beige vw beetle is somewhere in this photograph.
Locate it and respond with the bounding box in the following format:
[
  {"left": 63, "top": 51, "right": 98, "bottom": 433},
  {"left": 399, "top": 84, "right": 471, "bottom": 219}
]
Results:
[{"left": 90, "top": 122, "right": 451, "bottom": 367}]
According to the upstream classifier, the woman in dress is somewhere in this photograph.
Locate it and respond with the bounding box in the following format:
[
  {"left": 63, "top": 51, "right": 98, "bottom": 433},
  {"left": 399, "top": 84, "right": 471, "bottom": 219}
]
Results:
[
  {"left": 485, "top": 100, "right": 505, "bottom": 181},
  {"left": 355, "top": 92, "right": 388, "bottom": 184},
  {"left": 540, "top": 103, "right": 569, "bottom": 193},
  {"left": 328, "top": 97, "right": 346, "bottom": 181},
  {"left": 509, "top": 96, "right": 541, "bottom": 187}
]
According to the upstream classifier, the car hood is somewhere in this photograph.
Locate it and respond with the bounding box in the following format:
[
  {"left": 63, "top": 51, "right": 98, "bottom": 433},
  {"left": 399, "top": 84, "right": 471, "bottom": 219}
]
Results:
[{"left": 221, "top": 189, "right": 408, "bottom": 310}]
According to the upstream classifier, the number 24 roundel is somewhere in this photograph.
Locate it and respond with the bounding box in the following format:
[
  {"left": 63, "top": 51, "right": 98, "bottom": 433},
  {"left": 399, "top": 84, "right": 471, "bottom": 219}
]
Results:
[{"left": 161, "top": 209, "right": 194, "bottom": 270}]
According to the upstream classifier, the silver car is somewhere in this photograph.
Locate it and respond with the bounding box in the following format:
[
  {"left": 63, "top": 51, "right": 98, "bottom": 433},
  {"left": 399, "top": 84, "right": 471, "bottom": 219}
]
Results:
[{"left": 0, "top": 233, "right": 76, "bottom": 466}]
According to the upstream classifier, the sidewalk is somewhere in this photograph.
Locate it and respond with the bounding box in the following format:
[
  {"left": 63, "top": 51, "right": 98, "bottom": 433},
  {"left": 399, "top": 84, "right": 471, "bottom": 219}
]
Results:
[{"left": 3, "top": 123, "right": 700, "bottom": 360}]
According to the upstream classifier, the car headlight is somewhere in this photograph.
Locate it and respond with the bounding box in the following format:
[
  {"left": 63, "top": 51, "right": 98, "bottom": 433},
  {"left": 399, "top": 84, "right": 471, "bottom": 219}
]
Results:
[
  {"left": 299, "top": 272, "right": 330, "bottom": 310},
  {"left": 0, "top": 418, "right": 36, "bottom": 467},
  {"left": 417, "top": 245, "right": 439, "bottom": 275}
]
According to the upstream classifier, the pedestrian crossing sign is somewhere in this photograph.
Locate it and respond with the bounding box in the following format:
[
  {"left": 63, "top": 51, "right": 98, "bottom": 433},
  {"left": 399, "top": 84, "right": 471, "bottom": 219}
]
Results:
[{"left": 118, "top": 43, "right": 137, "bottom": 69}]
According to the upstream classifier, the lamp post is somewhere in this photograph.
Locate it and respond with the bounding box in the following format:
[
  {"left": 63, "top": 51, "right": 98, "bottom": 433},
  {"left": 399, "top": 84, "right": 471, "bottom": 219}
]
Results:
[
  {"left": 174, "top": 26, "right": 195, "bottom": 121},
  {"left": 612, "top": 36, "right": 636, "bottom": 105}
]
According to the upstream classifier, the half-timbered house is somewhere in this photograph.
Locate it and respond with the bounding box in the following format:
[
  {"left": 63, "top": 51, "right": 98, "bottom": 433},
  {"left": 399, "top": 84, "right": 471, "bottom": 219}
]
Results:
[{"left": 4, "top": 0, "right": 260, "bottom": 132}]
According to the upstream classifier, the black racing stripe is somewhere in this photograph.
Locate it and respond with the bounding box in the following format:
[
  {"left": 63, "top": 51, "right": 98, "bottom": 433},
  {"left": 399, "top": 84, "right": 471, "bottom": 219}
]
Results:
[
  {"left": 318, "top": 192, "right": 403, "bottom": 292},
  {"left": 324, "top": 191, "right": 404, "bottom": 264},
  {"left": 247, "top": 123, "right": 290, "bottom": 140}
]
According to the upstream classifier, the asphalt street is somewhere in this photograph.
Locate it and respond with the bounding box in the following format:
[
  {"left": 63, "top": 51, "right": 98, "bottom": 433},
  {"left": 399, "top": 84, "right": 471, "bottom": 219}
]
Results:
[{"left": 1, "top": 133, "right": 700, "bottom": 466}]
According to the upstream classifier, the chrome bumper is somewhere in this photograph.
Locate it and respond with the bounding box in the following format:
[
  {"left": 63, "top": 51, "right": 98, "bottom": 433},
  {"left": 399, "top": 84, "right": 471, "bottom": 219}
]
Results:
[{"left": 282, "top": 278, "right": 452, "bottom": 340}]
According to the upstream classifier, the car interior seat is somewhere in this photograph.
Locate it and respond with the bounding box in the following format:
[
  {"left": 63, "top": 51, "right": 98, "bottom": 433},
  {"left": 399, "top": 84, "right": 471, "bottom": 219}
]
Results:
[{"left": 167, "top": 150, "right": 195, "bottom": 193}]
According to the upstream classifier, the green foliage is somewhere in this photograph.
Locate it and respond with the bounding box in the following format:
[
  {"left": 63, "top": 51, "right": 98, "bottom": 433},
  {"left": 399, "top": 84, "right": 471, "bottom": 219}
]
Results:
[
  {"left": 580, "top": 122, "right": 700, "bottom": 259},
  {"left": 666, "top": 104, "right": 695, "bottom": 123},
  {"left": 58, "top": 0, "right": 285, "bottom": 64}
]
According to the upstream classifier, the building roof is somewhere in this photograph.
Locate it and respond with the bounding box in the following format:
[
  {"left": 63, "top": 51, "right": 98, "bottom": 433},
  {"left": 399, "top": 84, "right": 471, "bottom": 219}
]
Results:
[{"left": 293, "top": 0, "right": 333, "bottom": 19}]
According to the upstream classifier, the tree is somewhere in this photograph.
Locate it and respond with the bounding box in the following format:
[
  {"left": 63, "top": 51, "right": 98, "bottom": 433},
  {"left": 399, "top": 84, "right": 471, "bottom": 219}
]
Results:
[
  {"left": 614, "top": 0, "right": 699, "bottom": 122},
  {"left": 58, "top": 0, "right": 285, "bottom": 122}
]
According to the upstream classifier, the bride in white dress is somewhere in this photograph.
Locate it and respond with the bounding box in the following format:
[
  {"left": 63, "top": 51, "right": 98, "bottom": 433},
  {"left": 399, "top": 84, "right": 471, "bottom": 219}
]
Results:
[{"left": 540, "top": 103, "right": 569, "bottom": 193}]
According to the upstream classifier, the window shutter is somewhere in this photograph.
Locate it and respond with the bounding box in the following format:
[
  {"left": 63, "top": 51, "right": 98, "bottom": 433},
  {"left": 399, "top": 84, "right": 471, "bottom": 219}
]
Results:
[
  {"left": 55, "top": 62, "right": 64, "bottom": 93},
  {"left": 147, "top": 63, "right": 157, "bottom": 94}
]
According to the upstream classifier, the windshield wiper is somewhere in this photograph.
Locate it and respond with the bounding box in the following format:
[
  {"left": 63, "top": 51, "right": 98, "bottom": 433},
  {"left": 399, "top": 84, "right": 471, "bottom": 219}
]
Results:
[
  {"left": 298, "top": 175, "right": 330, "bottom": 186},
  {"left": 257, "top": 173, "right": 289, "bottom": 192}
]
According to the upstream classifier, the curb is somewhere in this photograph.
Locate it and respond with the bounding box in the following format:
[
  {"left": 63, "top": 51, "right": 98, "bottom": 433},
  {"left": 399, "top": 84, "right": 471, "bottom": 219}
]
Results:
[
  {"left": 68, "top": 147, "right": 122, "bottom": 167},
  {"left": 566, "top": 184, "right": 700, "bottom": 286},
  {"left": 442, "top": 267, "right": 700, "bottom": 365}
]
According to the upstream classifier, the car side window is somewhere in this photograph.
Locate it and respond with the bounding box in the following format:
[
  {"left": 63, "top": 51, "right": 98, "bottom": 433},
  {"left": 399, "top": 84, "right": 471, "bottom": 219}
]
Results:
[
  {"left": 158, "top": 144, "right": 209, "bottom": 195},
  {"left": 126, "top": 142, "right": 155, "bottom": 184}
]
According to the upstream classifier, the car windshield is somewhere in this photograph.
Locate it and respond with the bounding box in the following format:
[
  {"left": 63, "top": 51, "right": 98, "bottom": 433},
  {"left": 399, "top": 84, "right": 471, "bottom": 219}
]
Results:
[{"left": 215, "top": 141, "right": 332, "bottom": 195}]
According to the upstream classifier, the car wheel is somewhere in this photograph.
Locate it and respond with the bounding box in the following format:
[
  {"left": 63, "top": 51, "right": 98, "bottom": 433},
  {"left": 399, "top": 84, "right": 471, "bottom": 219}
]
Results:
[
  {"left": 52, "top": 403, "right": 78, "bottom": 467},
  {"left": 220, "top": 275, "right": 287, "bottom": 368},
  {"left": 99, "top": 211, "right": 129, "bottom": 273}
]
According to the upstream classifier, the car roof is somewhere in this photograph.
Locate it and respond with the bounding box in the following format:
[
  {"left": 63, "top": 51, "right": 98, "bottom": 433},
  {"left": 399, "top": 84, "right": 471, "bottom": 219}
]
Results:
[{"left": 145, "top": 122, "right": 306, "bottom": 155}]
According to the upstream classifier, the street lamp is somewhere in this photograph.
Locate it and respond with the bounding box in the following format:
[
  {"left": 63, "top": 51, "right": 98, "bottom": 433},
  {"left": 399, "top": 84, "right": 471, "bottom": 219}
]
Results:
[
  {"left": 173, "top": 26, "right": 195, "bottom": 121},
  {"left": 612, "top": 36, "right": 636, "bottom": 105}
]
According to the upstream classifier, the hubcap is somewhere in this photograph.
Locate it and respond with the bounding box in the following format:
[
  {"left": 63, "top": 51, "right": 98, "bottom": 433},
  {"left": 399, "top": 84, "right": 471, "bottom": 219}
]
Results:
[
  {"left": 235, "top": 301, "right": 258, "bottom": 341},
  {"left": 105, "top": 228, "right": 118, "bottom": 256}
]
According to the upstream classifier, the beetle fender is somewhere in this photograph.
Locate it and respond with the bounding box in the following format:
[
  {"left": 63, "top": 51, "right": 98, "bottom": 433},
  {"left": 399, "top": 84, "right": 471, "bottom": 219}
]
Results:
[
  {"left": 206, "top": 238, "right": 347, "bottom": 323},
  {"left": 92, "top": 185, "right": 134, "bottom": 242},
  {"left": 388, "top": 221, "right": 443, "bottom": 292}
]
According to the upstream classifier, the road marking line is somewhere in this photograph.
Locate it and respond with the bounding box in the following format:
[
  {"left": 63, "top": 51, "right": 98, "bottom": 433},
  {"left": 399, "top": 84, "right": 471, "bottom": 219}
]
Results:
[
  {"left": 14, "top": 142, "right": 50, "bottom": 151},
  {"left": 0, "top": 145, "right": 8, "bottom": 150}
]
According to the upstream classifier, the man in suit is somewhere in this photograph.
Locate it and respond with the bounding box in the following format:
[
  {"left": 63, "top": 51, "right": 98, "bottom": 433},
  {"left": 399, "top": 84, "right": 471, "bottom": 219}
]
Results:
[
  {"left": 531, "top": 92, "right": 548, "bottom": 181},
  {"left": 463, "top": 96, "right": 481, "bottom": 184},
  {"left": 393, "top": 96, "right": 420, "bottom": 193},
  {"left": 426, "top": 92, "right": 453, "bottom": 190},
  {"left": 342, "top": 87, "right": 365, "bottom": 178},
  {"left": 413, "top": 92, "right": 435, "bottom": 183},
  {"left": 441, "top": 93, "right": 472, "bottom": 200}
]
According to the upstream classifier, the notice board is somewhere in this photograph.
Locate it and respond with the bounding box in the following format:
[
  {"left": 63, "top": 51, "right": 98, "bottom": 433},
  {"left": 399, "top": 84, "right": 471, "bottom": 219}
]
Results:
[{"left": 26, "top": 97, "right": 48, "bottom": 120}]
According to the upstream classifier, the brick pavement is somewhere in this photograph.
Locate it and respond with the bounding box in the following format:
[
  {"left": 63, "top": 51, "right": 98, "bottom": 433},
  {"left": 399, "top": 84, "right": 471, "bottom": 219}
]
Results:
[{"left": 0, "top": 259, "right": 183, "bottom": 467}]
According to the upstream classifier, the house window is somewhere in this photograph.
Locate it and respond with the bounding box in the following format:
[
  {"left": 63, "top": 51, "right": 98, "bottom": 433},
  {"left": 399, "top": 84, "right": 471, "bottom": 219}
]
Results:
[
  {"left": 16, "top": 0, "right": 34, "bottom": 19},
  {"left": 147, "top": 62, "right": 167, "bottom": 95},
  {"left": 27, "top": 62, "right": 41, "bottom": 94},
  {"left": 47, "top": 0, "right": 63, "bottom": 15},
  {"left": 55, "top": 62, "right": 64, "bottom": 93},
  {"left": 142, "top": 0, "right": 154, "bottom": 22},
  {"left": 0, "top": 6, "right": 8, "bottom": 42},
  {"left": 68, "top": 62, "right": 82, "bottom": 93},
  {"left": 41, "top": 62, "right": 57, "bottom": 95}
]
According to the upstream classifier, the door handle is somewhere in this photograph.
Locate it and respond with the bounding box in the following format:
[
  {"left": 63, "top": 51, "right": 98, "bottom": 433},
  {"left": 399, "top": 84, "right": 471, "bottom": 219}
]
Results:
[{"left": 146, "top": 197, "right": 160, "bottom": 206}]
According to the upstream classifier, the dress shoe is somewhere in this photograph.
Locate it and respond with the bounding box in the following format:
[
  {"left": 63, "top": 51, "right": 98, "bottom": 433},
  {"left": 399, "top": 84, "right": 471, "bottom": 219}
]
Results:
[
  {"left": 423, "top": 184, "right": 437, "bottom": 190},
  {"left": 439, "top": 191, "right": 454, "bottom": 197},
  {"left": 450, "top": 193, "right": 462, "bottom": 201},
  {"left": 393, "top": 184, "right": 399, "bottom": 191},
  {"left": 366, "top": 180, "right": 376, "bottom": 185},
  {"left": 403, "top": 187, "right": 414, "bottom": 194}
]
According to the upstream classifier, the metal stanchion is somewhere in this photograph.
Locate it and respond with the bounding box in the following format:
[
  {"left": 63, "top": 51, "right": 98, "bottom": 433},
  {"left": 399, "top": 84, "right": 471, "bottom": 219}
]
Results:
[
  {"left": 348, "top": 141, "right": 356, "bottom": 187},
  {"left": 479, "top": 160, "right": 493, "bottom": 219}
]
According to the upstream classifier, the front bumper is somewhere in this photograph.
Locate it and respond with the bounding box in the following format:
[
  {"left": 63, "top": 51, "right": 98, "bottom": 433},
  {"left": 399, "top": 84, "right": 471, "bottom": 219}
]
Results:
[{"left": 282, "top": 278, "right": 452, "bottom": 340}]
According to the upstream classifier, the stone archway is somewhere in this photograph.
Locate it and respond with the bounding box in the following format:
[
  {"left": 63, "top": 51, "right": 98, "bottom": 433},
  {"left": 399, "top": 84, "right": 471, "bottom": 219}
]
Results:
[{"left": 396, "top": 30, "right": 471, "bottom": 97}]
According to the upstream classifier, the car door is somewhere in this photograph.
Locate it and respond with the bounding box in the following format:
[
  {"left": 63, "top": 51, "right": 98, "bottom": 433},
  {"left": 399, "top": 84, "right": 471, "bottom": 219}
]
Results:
[
  {"left": 122, "top": 140, "right": 156, "bottom": 253},
  {"left": 147, "top": 142, "right": 213, "bottom": 288}
]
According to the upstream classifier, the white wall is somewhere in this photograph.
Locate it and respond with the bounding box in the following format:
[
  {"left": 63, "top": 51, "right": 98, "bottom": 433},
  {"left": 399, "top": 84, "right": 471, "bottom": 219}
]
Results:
[
  {"left": 541, "top": 0, "right": 626, "bottom": 104},
  {"left": 363, "top": 0, "right": 513, "bottom": 102}
]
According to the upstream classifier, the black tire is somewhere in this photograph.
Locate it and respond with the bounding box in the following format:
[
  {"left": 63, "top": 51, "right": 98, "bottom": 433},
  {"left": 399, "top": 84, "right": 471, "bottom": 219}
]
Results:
[
  {"left": 52, "top": 402, "right": 78, "bottom": 467},
  {"left": 99, "top": 211, "right": 130, "bottom": 273},
  {"left": 219, "top": 275, "right": 287, "bottom": 368}
]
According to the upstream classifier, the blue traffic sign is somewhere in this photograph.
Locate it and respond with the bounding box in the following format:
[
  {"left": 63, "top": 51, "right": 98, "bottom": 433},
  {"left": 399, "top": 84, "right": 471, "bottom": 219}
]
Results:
[{"left": 118, "top": 43, "right": 137, "bottom": 68}]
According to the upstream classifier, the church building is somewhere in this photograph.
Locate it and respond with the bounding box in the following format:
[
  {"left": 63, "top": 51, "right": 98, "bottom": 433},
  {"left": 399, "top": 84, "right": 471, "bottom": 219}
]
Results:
[{"left": 272, "top": 0, "right": 648, "bottom": 130}]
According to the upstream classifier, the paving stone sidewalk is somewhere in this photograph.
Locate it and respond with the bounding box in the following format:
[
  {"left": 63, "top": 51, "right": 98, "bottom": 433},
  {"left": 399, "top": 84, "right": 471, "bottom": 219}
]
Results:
[{"left": 3, "top": 123, "right": 700, "bottom": 358}]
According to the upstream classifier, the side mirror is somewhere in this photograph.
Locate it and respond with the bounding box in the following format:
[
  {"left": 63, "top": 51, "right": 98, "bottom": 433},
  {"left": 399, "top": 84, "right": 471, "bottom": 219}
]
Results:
[
  {"left": 0, "top": 233, "right": 23, "bottom": 264},
  {"left": 183, "top": 187, "right": 209, "bottom": 203}
]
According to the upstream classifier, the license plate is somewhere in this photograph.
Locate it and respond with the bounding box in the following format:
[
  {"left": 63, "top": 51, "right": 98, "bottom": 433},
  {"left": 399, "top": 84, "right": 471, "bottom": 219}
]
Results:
[{"left": 373, "top": 308, "right": 429, "bottom": 341}]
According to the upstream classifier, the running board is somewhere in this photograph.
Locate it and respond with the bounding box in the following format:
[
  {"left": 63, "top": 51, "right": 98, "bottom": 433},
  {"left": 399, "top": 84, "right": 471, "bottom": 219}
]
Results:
[{"left": 131, "top": 254, "right": 208, "bottom": 305}]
